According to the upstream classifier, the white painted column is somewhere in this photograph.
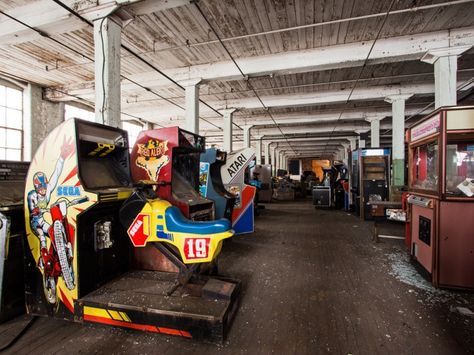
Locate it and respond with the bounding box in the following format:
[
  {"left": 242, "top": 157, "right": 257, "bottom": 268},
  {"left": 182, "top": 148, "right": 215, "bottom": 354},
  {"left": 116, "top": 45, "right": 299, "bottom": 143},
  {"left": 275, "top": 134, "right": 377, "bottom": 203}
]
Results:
[
  {"left": 263, "top": 141, "right": 270, "bottom": 165},
  {"left": 355, "top": 130, "right": 367, "bottom": 149},
  {"left": 181, "top": 78, "right": 201, "bottom": 134},
  {"left": 349, "top": 138, "right": 357, "bottom": 152},
  {"left": 94, "top": 17, "right": 122, "bottom": 128},
  {"left": 220, "top": 108, "right": 236, "bottom": 152},
  {"left": 255, "top": 136, "right": 262, "bottom": 165},
  {"left": 243, "top": 125, "right": 253, "bottom": 148},
  {"left": 275, "top": 148, "right": 282, "bottom": 173},
  {"left": 271, "top": 143, "right": 277, "bottom": 170},
  {"left": 385, "top": 94, "right": 413, "bottom": 186},
  {"left": 421, "top": 46, "right": 471, "bottom": 108},
  {"left": 341, "top": 143, "right": 349, "bottom": 166},
  {"left": 146, "top": 121, "right": 154, "bottom": 130},
  {"left": 366, "top": 117, "right": 382, "bottom": 148}
]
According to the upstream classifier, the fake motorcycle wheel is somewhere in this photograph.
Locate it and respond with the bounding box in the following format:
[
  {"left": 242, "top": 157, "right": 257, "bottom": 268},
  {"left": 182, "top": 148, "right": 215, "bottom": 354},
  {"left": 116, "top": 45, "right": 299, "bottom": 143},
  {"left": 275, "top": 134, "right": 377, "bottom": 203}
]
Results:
[
  {"left": 53, "top": 220, "right": 75, "bottom": 290},
  {"left": 42, "top": 273, "right": 57, "bottom": 304}
]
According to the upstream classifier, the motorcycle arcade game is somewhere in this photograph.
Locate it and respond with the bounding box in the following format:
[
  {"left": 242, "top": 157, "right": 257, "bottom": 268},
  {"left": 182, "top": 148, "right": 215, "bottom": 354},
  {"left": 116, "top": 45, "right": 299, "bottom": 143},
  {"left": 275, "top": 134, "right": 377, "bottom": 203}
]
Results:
[
  {"left": 221, "top": 148, "right": 257, "bottom": 235},
  {"left": 407, "top": 106, "right": 474, "bottom": 289},
  {"left": 24, "top": 119, "right": 240, "bottom": 342},
  {"left": 350, "top": 148, "right": 391, "bottom": 219},
  {"left": 199, "top": 148, "right": 236, "bottom": 220},
  {"left": 129, "top": 127, "right": 218, "bottom": 273}
]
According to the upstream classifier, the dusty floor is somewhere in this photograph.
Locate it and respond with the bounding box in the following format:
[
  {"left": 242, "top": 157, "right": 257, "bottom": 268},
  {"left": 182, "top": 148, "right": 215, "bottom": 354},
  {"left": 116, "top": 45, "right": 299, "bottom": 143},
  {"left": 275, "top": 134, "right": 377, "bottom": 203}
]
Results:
[{"left": 2, "top": 199, "right": 474, "bottom": 354}]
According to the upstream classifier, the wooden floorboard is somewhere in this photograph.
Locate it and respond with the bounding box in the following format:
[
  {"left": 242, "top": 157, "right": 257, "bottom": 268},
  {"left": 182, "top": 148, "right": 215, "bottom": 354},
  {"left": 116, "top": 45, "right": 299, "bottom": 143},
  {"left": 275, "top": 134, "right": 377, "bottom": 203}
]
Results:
[{"left": 2, "top": 198, "right": 474, "bottom": 354}]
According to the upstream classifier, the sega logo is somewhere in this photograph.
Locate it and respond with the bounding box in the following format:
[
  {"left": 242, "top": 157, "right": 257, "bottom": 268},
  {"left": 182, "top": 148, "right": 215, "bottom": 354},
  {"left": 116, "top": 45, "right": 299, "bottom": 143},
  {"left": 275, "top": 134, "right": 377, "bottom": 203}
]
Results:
[{"left": 57, "top": 186, "right": 81, "bottom": 196}]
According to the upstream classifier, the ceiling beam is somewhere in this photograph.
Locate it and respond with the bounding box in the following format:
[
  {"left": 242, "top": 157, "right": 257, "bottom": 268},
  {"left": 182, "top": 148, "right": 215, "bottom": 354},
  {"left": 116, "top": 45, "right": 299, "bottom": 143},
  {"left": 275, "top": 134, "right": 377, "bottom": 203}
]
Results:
[
  {"left": 43, "top": 26, "right": 474, "bottom": 100},
  {"left": 85, "top": 82, "right": 456, "bottom": 122},
  {"left": 0, "top": 0, "right": 190, "bottom": 45},
  {"left": 106, "top": 26, "right": 474, "bottom": 85}
]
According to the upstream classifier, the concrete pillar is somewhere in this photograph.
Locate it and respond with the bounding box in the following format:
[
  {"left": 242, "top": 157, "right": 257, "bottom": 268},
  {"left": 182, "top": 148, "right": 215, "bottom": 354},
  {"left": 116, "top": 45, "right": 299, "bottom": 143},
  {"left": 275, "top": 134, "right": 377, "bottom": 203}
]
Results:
[
  {"left": 146, "top": 121, "right": 154, "bottom": 130},
  {"left": 243, "top": 125, "right": 253, "bottom": 148},
  {"left": 366, "top": 117, "right": 382, "bottom": 148},
  {"left": 263, "top": 141, "right": 270, "bottom": 165},
  {"left": 341, "top": 143, "right": 349, "bottom": 166},
  {"left": 220, "top": 108, "right": 236, "bottom": 152},
  {"left": 270, "top": 143, "right": 278, "bottom": 175},
  {"left": 24, "top": 84, "right": 65, "bottom": 157},
  {"left": 255, "top": 136, "right": 262, "bottom": 165},
  {"left": 349, "top": 138, "right": 357, "bottom": 152},
  {"left": 275, "top": 147, "right": 282, "bottom": 173},
  {"left": 421, "top": 46, "right": 471, "bottom": 109},
  {"left": 385, "top": 94, "right": 413, "bottom": 186},
  {"left": 94, "top": 17, "right": 122, "bottom": 128},
  {"left": 355, "top": 130, "right": 367, "bottom": 149},
  {"left": 181, "top": 78, "right": 201, "bottom": 134}
]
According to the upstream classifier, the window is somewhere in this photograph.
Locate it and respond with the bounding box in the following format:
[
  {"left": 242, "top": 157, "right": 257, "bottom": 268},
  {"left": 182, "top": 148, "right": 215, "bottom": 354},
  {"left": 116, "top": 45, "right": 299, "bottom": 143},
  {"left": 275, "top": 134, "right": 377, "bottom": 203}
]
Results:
[
  {"left": 0, "top": 85, "right": 23, "bottom": 161},
  {"left": 122, "top": 121, "right": 143, "bottom": 148},
  {"left": 65, "top": 104, "right": 95, "bottom": 122}
]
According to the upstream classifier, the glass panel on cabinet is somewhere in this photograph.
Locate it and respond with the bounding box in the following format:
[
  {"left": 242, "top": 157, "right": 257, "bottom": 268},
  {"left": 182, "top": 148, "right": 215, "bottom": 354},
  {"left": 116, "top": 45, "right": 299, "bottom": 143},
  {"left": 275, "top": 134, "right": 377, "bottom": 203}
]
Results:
[
  {"left": 411, "top": 140, "right": 439, "bottom": 192},
  {"left": 446, "top": 134, "right": 474, "bottom": 197}
]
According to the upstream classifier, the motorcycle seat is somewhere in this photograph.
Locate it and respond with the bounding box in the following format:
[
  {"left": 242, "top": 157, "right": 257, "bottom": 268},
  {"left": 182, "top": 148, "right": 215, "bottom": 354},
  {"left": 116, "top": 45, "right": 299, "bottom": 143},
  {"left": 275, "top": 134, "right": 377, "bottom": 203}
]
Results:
[{"left": 165, "top": 206, "right": 230, "bottom": 235}]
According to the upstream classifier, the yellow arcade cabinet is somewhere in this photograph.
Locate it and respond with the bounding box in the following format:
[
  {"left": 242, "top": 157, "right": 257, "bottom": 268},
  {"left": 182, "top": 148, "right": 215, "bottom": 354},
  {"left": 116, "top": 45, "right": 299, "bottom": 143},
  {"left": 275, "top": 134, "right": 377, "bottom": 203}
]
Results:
[{"left": 24, "top": 119, "right": 240, "bottom": 343}]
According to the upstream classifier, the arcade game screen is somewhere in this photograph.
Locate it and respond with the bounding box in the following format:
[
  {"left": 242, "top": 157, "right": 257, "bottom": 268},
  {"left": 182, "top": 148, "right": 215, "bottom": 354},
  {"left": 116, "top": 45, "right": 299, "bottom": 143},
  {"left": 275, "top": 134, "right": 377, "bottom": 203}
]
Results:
[
  {"left": 76, "top": 122, "right": 132, "bottom": 190},
  {"left": 171, "top": 148, "right": 203, "bottom": 203},
  {"left": 411, "top": 140, "right": 439, "bottom": 192},
  {"left": 446, "top": 133, "right": 474, "bottom": 197}
]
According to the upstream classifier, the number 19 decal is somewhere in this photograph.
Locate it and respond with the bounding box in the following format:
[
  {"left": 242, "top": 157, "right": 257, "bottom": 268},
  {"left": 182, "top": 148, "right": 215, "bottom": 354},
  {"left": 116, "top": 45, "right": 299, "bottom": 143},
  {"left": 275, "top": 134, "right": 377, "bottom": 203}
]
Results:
[{"left": 184, "top": 238, "right": 210, "bottom": 259}]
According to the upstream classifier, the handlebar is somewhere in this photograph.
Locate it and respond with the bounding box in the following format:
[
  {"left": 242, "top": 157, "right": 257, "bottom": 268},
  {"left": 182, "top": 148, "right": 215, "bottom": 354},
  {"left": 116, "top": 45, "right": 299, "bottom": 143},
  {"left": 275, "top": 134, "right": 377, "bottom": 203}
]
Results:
[{"left": 67, "top": 196, "right": 89, "bottom": 207}]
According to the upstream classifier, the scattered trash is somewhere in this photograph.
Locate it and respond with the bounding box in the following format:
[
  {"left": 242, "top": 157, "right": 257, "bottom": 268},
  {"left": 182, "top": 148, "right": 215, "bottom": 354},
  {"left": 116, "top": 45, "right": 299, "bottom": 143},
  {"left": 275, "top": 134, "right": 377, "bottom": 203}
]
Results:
[{"left": 386, "top": 250, "right": 460, "bottom": 305}]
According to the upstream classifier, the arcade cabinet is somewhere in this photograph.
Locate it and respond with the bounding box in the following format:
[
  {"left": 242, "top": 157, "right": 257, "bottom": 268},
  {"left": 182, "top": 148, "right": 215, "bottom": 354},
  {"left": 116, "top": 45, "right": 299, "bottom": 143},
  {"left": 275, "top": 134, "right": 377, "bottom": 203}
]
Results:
[
  {"left": 312, "top": 167, "right": 334, "bottom": 208},
  {"left": 131, "top": 127, "right": 214, "bottom": 221},
  {"left": 24, "top": 119, "right": 241, "bottom": 342},
  {"left": 0, "top": 161, "right": 29, "bottom": 322},
  {"left": 407, "top": 106, "right": 474, "bottom": 289},
  {"left": 351, "top": 148, "right": 391, "bottom": 219},
  {"left": 199, "top": 148, "right": 235, "bottom": 220},
  {"left": 333, "top": 163, "right": 349, "bottom": 209},
  {"left": 250, "top": 164, "right": 272, "bottom": 202},
  {"left": 221, "top": 148, "right": 256, "bottom": 234}
]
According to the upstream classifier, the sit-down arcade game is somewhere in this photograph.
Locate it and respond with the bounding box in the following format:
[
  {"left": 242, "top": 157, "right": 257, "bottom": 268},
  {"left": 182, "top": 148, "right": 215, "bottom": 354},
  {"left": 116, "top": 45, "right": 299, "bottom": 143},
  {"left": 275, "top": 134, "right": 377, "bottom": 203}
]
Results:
[
  {"left": 199, "top": 148, "right": 235, "bottom": 220},
  {"left": 24, "top": 119, "right": 240, "bottom": 342},
  {"left": 221, "top": 148, "right": 256, "bottom": 234}
]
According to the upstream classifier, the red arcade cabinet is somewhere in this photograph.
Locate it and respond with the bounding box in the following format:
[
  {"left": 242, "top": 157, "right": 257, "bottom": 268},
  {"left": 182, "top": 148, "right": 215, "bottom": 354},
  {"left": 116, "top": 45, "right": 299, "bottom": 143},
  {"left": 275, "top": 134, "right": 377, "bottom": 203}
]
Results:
[
  {"left": 130, "top": 127, "right": 214, "bottom": 221},
  {"left": 407, "top": 106, "right": 474, "bottom": 289}
]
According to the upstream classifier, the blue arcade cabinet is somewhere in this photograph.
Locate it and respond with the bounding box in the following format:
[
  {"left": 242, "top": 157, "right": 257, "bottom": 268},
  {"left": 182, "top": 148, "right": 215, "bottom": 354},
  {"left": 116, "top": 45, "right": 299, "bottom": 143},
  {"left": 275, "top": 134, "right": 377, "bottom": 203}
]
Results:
[{"left": 199, "top": 148, "right": 236, "bottom": 220}]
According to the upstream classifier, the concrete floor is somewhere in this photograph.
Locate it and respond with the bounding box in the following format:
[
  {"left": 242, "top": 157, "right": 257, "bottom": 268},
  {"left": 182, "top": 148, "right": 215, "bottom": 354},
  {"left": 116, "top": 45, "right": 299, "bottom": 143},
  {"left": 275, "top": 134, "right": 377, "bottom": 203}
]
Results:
[{"left": 2, "top": 199, "right": 474, "bottom": 354}]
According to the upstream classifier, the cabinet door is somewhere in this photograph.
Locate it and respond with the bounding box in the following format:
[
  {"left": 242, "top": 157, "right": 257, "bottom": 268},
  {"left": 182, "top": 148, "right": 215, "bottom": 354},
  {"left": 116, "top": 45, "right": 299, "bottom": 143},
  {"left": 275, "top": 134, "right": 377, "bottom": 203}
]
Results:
[{"left": 438, "top": 202, "right": 474, "bottom": 289}]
